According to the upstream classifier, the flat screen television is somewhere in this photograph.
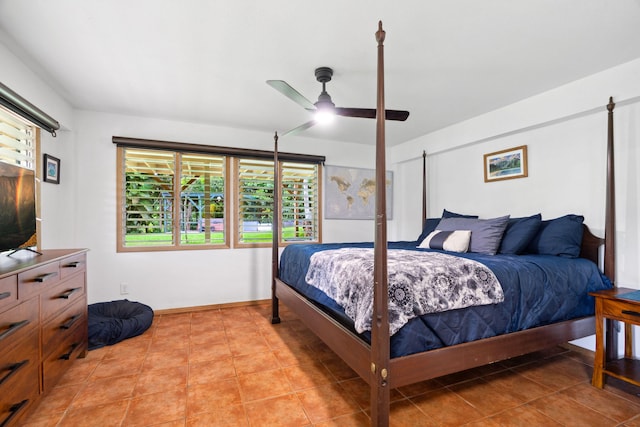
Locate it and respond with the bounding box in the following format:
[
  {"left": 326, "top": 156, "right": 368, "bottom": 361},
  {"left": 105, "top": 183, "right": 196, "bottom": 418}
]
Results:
[{"left": 0, "top": 161, "right": 37, "bottom": 254}]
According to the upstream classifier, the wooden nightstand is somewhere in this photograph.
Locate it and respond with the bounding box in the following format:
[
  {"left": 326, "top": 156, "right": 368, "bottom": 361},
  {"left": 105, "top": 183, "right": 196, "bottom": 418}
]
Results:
[{"left": 591, "top": 287, "right": 640, "bottom": 388}]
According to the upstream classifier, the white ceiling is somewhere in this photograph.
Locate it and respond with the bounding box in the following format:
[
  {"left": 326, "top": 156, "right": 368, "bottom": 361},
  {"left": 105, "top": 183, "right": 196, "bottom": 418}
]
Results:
[{"left": 1, "top": 0, "right": 640, "bottom": 146}]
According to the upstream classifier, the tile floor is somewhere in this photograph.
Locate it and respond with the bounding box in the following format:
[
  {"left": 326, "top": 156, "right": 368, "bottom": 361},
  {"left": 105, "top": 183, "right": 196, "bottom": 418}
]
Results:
[{"left": 21, "top": 303, "right": 640, "bottom": 426}]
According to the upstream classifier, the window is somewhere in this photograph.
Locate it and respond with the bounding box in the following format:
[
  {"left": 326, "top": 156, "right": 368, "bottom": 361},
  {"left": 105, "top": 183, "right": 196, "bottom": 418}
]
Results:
[
  {"left": 0, "top": 107, "right": 36, "bottom": 169},
  {"left": 115, "top": 137, "right": 323, "bottom": 252},
  {"left": 235, "top": 158, "right": 319, "bottom": 247},
  {"left": 117, "top": 147, "right": 229, "bottom": 251}
]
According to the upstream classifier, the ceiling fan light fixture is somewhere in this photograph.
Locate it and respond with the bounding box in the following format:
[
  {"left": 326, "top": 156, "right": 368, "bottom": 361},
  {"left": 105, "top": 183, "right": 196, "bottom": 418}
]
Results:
[{"left": 314, "top": 107, "right": 335, "bottom": 124}]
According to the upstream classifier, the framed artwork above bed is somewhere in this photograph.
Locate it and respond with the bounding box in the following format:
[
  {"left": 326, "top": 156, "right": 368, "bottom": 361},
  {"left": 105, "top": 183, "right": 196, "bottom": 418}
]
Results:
[
  {"left": 324, "top": 165, "right": 393, "bottom": 219},
  {"left": 484, "top": 145, "right": 528, "bottom": 182}
]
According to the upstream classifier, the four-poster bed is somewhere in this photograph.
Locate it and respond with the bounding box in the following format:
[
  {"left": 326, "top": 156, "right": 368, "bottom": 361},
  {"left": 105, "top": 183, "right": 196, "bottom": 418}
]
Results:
[{"left": 271, "top": 22, "right": 617, "bottom": 426}]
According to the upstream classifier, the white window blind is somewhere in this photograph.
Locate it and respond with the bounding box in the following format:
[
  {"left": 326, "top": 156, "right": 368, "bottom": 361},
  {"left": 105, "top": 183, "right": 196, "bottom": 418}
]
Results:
[
  {"left": 0, "top": 107, "right": 35, "bottom": 169},
  {"left": 121, "top": 148, "right": 176, "bottom": 248},
  {"left": 281, "top": 161, "right": 319, "bottom": 242},
  {"left": 236, "top": 158, "right": 320, "bottom": 245},
  {"left": 237, "top": 158, "right": 274, "bottom": 244},
  {"left": 179, "top": 153, "right": 226, "bottom": 246}
]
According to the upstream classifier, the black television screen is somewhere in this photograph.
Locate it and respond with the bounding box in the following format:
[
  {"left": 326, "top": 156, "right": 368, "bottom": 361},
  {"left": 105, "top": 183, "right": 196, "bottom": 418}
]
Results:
[{"left": 0, "top": 161, "right": 37, "bottom": 253}]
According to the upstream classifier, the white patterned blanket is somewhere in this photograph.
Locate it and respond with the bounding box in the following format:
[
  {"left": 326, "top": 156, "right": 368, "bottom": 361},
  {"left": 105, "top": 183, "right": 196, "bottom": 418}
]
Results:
[{"left": 305, "top": 248, "right": 504, "bottom": 335}]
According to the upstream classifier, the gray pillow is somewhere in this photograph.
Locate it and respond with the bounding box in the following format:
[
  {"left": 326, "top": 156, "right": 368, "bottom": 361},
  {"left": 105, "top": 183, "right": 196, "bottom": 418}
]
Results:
[{"left": 436, "top": 215, "right": 510, "bottom": 255}]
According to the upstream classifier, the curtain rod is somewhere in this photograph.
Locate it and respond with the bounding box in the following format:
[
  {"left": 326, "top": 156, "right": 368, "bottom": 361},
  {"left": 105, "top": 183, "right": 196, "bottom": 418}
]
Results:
[
  {"left": 112, "top": 136, "right": 326, "bottom": 164},
  {"left": 0, "top": 81, "right": 60, "bottom": 136}
]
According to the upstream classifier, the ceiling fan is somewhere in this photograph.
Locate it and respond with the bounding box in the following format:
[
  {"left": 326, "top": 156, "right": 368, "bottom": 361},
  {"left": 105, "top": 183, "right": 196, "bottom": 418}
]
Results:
[{"left": 267, "top": 66, "right": 409, "bottom": 136}]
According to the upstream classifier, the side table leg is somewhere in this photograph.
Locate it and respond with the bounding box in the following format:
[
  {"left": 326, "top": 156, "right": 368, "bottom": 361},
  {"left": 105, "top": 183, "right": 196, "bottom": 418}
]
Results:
[{"left": 592, "top": 306, "right": 605, "bottom": 388}]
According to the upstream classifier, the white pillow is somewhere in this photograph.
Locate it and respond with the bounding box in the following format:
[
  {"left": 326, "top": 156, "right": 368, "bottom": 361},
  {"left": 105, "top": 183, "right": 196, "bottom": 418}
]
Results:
[{"left": 417, "top": 230, "right": 471, "bottom": 253}]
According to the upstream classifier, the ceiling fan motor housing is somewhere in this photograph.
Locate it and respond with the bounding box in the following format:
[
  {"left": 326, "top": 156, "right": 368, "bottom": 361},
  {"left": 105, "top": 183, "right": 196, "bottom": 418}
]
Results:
[{"left": 314, "top": 67, "right": 335, "bottom": 108}]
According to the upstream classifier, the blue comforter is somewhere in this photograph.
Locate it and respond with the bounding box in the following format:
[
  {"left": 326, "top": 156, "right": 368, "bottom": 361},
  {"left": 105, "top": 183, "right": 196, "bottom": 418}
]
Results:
[{"left": 278, "top": 241, "right": 612, "bottom": 358}]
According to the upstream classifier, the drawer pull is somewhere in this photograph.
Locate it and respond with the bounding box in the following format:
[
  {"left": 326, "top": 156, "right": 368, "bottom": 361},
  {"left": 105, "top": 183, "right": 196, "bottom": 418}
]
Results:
[
  {"left": 0, "top": 319, "right": 30, "bottom": 342},
  {"left": 0, "top": 291, "right": 11, "bottom": 300},
  {"left": 622, "top": 310, "right": 640, "bottom": 318},
  {"left": 0, "top": 360, "right": 29, "bottom": 386},
  {"left": 0, "top": 399, "right": 29, "bottom": 427},
  {"left": 34, "top": 272, "right": 58, "bottom": 282},
  {"left": 60, "top": 314, "right": 81, "bottom": 330},
  {"left": 58, "top": 287, "right": 82, "bottom": 299},
  {"left": 59, "top": 342, "right": 80, "bottom": 360},
  {"left": 64, "top": 261, "right": 81, "bottom": 268}
]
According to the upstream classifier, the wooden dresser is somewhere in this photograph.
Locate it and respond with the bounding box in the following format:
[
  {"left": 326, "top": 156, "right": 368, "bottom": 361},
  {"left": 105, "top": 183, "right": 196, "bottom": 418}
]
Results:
[{"left": 0, "top": 249, "right": 88, "bottom": 427}]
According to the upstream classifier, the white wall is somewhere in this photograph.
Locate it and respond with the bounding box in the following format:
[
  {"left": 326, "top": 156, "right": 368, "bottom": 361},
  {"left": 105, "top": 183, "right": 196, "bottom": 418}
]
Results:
[
  {"left": 390, "top": 58, "right": 640, "bottom": 353},
  {"left": 0, "top": 37, "right": 78, "bottom": 250},
  {"left": 73, "top": 110, "right": 379, "bottom": 309}
]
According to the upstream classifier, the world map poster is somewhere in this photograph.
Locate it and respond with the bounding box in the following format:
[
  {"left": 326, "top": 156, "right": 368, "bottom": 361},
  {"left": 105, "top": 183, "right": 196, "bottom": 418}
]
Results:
[{"left": 324, "top": 165, "right": 393, "bottom": 220}]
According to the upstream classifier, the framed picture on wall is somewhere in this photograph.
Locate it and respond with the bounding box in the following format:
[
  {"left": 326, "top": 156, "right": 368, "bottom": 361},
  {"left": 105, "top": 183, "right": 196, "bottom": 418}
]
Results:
[
  {"left": 43, "top": 154, "right": 60, "bottom": 184},
  {"left": 483, "top": 145, "right": 528, "bottom": 182},
  {"left": 324, "top": 165, "right": 393, "bottom": 219}
]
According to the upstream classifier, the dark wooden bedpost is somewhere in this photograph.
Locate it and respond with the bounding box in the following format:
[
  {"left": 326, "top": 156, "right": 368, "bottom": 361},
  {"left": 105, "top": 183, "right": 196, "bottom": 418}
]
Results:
[
  {"left": 422, "top": 150, "right": 427, "bottom": 226},
  {"left": 371, "top": 20, "right": 390, "bottom": 427},
  {"left": 271, "top": 131, "right": 281, "bottom": 324},
  {"left": 604, "top": 97, "right": 616, "bottom": 359}
]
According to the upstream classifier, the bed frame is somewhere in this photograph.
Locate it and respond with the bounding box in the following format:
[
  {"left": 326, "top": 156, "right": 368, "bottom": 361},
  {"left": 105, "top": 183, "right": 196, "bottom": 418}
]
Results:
[{"left": 270, "top": 22, "right": 617, "bottom": 426}]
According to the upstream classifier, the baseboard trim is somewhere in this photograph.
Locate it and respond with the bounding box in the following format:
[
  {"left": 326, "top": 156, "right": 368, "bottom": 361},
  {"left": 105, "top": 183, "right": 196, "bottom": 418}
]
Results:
[{"left": 154, "top": 299, "right": 269, "bottom": 316}]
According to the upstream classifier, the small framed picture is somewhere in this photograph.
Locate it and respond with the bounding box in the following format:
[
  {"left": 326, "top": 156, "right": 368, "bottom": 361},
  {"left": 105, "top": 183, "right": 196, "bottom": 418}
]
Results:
[
  {"left": 43, "top": 154, "right": 60, "bottom": 184},
  {"left": 483, "top": 145, "right": 528, "bottom": 183}
]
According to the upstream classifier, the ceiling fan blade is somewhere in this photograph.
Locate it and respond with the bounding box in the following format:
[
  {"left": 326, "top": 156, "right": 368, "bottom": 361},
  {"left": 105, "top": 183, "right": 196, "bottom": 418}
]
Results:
[
  {"left": 335, "top": 107, "right": 410, "bottom": 121},
  {"left": 281, "top": 120, "right": 317, "bottom": 137},
  {"left": 266, "top": 80, "right": 316, "bottom": 110}
]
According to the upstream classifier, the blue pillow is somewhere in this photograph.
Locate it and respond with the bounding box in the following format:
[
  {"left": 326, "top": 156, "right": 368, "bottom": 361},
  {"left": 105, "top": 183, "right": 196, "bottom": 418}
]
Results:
[
  {"left": 416, "top": 210, "right": 479, "bottom": 243},
  {"left": 416, "top": 218, "right": 441, "bottom": 243},
  {"left": 526, "top": 214, "right": 584, "bottom": 258},
  {"left": 442, "top": 209, "right": 478, "bottom": 219},
  {"left": 436, "top": 215, "right": 510, "bottom": 255},
  {"left": 498, "top": 214, "right": 542, "bottom": 255}
]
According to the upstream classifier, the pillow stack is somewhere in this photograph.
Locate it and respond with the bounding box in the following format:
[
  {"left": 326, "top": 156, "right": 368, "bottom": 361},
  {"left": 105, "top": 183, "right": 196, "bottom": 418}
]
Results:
[{"left": 417, "top": 210, "right": 584, "bottom": 258}]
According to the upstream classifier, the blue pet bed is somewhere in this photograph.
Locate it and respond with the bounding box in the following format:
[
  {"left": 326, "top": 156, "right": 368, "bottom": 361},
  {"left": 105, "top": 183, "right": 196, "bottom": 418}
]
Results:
[{"left": 88, "top": 299, "right": 154, "bottom": 350}]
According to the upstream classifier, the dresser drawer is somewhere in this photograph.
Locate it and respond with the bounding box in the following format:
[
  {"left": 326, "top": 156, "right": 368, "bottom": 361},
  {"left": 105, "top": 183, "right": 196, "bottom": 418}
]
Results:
[
  {"left": 0, "top": 298, "right": 39, "bottom": 350},
  {"left": 0, "top": 276, "right": 18, "bottom": 312},
  {"left": 18, "top": 262, "right": 60, "bottom": 301},
  {"left": 42, "top": 322, "right": 86, "bottom": 393},
  {"left": 60, "top": 254, "right": 87, "bottom": 279},
  {"left": 0, "top": 330, "right": 39, "bottom": 394},
  {"left": 42, "top": 297, "right": 86, "bottom": 353},
  {"left": 40, "top": 272, "right": 85, "bottom": 322},
  {"left": 0, "top": 363, "right": 38, "bottom": 427}
]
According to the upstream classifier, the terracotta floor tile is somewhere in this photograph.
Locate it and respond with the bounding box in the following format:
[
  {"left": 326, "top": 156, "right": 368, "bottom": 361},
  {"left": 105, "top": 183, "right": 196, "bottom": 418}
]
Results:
[
  {"left": 29, "top": 383, "right": 83, "bottom": 414},
  {"left": 237, "top": 368, "right": 293, "bottom": 402},
  {"left": 70, "top": 374, "right": 137, "bottom": 409},
  {"left": 296, "top": 382, "right": 361, "bottom": 424},
  {"left": 528, "top": 393, "right": 617, "bottom": 426},
  {"left": 282, "top": 360, "right": 337, "bottom": 391},
  {"left": 560, "top": 382, "right": 640, "bottom": 423},
  {"left": 20, "top": 305, "right": 640, "bottom": 426},
  {"left": 123, "top": 388, "right": 187, "bottom": 427},
  {"left": 135, "top": 365, "right": 188, "bottom": 396},
  {"left": 313, "top": 411, "right": 371, "bottom": 427},
  {"left": 336, "top": 377, "right": 404, "bottom": 411},
  {"left": 233, "top": 350, "right": 281, "bottom": 376},
  {"left": 244, "top": 394, "right": 310, "bottom": 427},
  {"left": 388, "top": 398, "right": 438, "bottom": 427},
  {"left": 186, "top": 378, "right": 241, "bottom": 417},
  {"left": 448, "top": 377, "right": 522, "bottom": 416},
  {"left": 481, "top": 405, "right": 562, "bottom": 427},
  {"left": 143, "top": 348, "right": 189, "bottom": 371},
  {"left": 188, "top": 357, "right": 236, "bottom": 385},
  {"left": 186, "top": 404, "right": 248, "bottom": 426},
  {"left": 189, "top": 341, "right": 232, "bottom": 363},
  {"left": 57, "top": 399, "right": 129, "bottom": 427},
  {"left": 482, "top": 369, "right": 552, "bottom": 403},
  {"left": 90, "top": 354, "right": 146, "bottom": 380},
  {"left": 410, "top": 388, "right": 485, "bottom": 426}
]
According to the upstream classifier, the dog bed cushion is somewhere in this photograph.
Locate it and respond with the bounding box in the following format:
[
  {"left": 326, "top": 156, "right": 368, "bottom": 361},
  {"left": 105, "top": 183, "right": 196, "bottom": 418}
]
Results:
[{"left": 88, "top": 299, "right": 154, "bottom": 350}]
